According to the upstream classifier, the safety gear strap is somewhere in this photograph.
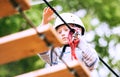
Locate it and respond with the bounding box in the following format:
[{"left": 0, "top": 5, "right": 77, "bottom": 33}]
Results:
[{"left": 68, "top": 29, "right": 80, "bottom": 60}]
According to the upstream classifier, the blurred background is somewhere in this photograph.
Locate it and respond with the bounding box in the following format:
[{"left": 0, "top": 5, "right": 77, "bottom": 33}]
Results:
[{"left": 0, "top": 0, "right": 120, "bottom": 77}]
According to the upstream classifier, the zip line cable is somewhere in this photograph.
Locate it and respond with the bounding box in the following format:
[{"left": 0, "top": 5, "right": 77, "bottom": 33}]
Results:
[
  {"left": 99, "top": 57, "right": 119, "bottom": 77},
  {"left": 42, "top": 0, "right": 120, "bottom": 77}
]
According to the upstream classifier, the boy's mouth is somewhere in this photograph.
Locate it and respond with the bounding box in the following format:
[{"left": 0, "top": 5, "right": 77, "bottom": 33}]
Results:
[{"left": 62, "top": 37, "right": 68, "bottom": 41}]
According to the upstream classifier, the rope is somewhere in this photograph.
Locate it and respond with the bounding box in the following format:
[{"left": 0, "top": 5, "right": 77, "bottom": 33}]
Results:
[{"left": 10, "top": 0, "right": 52, "bottom": 47}]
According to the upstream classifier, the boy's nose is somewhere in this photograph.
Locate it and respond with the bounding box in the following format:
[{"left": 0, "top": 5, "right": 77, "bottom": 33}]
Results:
[
  {"left": 61, "top": 32, "right": 65, "bottom": 36},
  {"left": 61, "top": 30, "right": 66, "bottom": 36}
]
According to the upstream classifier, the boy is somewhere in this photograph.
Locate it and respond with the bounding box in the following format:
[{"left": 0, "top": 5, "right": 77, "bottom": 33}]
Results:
[{"left": 38, "top": 7, "right": 99, "bottom": 72}]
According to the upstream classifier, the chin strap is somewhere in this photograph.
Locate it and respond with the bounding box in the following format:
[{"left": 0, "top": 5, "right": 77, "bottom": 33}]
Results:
[{"left": 68, "top": 29, "right": 80, "bottom": 60}]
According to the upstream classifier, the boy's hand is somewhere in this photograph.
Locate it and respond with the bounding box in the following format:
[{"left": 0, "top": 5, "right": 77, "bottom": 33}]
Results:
[
  {"left": 42, "top": 7, "right": 55, "bottom": 25},
  {"left": 82, "top": 50, "right": 97, "bottom": 67},
  {"left": 77, "top": 36, "right": 98, "bottom": 69}
]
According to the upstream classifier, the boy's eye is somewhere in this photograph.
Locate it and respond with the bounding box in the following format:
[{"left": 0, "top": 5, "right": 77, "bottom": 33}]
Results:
[
  {"left": 58, "top": 31, "right": 62, "bottom": 34},
  {"left": 64, "top": 28, "right": 69, "bottom": 31},
  {"left": 70, "top": 25, "right": 74, "bottom": 27},
  {"left": 69, "top": 24, "right": 75, "bottom": 27}
]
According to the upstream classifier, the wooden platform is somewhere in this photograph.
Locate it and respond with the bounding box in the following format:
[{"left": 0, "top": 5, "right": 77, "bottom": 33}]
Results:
[
  {"left": 0, "top": 25, "right": 63, "bottom": 65},
  {"left": 16, "top": 60, "right": 90, "bottom": 77},
  {"left": 0, "top": 0, "right": 30, "bottom": 18}
]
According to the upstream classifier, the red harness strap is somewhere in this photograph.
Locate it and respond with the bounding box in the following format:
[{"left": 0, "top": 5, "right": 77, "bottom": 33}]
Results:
[{"left": 68, "top": 29, "right": 80, "bottom": 60}]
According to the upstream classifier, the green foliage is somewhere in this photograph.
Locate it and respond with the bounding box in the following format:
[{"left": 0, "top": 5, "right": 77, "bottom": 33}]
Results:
[
  {"left": 0, "top": 15, "right": 24, "bottom": 37},
  {"left": 0, "top": 4, "right": 46, "bottom": 37},
  {"left": 0, "top": 56, "right": 45, "bottom": 77},
  {"left": 54, "top": 0, "right": 120, "bottom": 27}
]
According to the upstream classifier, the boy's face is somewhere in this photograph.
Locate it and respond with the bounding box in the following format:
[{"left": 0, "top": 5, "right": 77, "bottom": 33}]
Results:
[{"left": 56, "top": 24, "right": 82, "bottom": 44}]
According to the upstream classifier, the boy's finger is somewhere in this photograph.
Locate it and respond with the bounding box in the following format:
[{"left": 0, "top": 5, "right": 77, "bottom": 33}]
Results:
[
  {"left": 43, "top": 7, "right": 48, "bottom": 13},
  {"left": 48, "top": 15, "right": 55, "bottom": 21}
]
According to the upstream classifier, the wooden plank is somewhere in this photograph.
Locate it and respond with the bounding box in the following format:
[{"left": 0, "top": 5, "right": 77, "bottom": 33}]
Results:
[
  {"left": 0, "top": 25, "right": 63, "bottom": 65},
  {"left": 15, "top": 60, "right": 90, "bottom": 77},
  {"left": 0, "top": 0, "right": 30, "bottom": 18}
]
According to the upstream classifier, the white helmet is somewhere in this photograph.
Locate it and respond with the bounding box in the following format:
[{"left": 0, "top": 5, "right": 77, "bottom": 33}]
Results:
[{"left": 54, "top": 13, "right": 85, "bottom": 35}]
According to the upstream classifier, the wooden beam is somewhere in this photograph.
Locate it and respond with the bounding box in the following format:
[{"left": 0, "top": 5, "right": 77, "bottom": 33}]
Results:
[
  {"left": 0, "top": 25, "right": 63, "bottom": 65},
  {"left": 15, "top": 60, "right": 90, "bottom": 77},
  {"left": 0, "top": 0, "right": 30, "bottom": 18}
]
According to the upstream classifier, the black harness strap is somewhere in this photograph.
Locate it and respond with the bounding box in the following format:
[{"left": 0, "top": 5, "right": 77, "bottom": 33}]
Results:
[{"left": 59, "top": 44, "right": 69, "bottom": 59}]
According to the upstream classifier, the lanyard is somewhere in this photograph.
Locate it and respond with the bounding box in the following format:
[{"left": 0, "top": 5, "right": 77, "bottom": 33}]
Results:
[{"left": 68, "top": 29, "right": 80, "bottom": 60}]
